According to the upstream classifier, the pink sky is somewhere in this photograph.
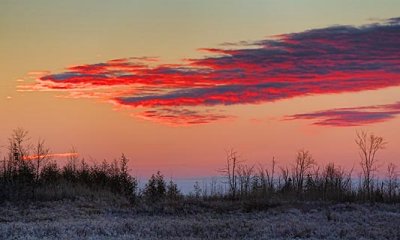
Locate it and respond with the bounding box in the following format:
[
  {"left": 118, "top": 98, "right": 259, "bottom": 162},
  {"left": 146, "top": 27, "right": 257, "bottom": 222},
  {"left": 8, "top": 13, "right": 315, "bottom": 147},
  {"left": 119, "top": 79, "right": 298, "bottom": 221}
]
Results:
[{"left": 1, "top": 1, "right": 399, "bottom": 179}]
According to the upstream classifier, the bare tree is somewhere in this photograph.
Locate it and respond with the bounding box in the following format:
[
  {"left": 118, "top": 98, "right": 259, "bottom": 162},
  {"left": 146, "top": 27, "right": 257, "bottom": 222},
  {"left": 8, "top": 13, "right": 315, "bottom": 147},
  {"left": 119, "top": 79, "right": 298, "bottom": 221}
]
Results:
[
  {"left": 257, "top": 164, "right": 266, "bottom": 193},
  {"left": 257, "top": 157, "right": 276, "bottom": 194},
  {"left": 5, "top": 128, "right": 33, "bottom": 180},
  {"left": 280, "top": 165, "right": 291, "bottom": 191},
  {"left": 8, "top": 128, "right": 30, "bottom": 163},
  {"left": 209, "top": 177, "right": 218, "bottom": 197},
  {"left": 355, "top": 130, "right": 386, "bottom": 197},
  {"left": 219, "top": 149, "right": 242, "bottom": 198},
  {"left": 266, "top": 157, "right": 276, "bottom": 191},
  {"left": 193, "top": 181, "right": 202, "bottom": 198},
  {"left": 385, "top": 163, "right": 398, "bottom": 200},
  {"left": 33, "top": 139, "right": 50, "bottom": 181},
  {"left": 237, "top": 163, "right": 254, "bottom": 197},
  {"left": 5, "top": 128, "right": 35, "bottom": 199},
  {"left": 292, "top": 149, "right": 315, "bottom": 193},
  {"left": 321, "top": 163, "right": 352, "bottom": 200},
  {"left": 66, "top": 146, "right": 79, "bottom": 171}
]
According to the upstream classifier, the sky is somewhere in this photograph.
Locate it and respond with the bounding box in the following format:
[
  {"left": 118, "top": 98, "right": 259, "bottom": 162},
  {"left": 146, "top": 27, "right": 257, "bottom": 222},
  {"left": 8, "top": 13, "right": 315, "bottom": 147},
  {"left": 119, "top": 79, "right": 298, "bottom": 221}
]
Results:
[{"left": 1, "top": 0, "right": 400, "bottom": 180}]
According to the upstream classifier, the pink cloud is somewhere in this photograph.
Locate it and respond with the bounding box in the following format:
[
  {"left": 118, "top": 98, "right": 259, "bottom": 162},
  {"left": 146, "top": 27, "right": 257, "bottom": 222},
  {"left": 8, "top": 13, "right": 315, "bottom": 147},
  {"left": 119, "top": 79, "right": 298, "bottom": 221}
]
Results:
[
  {"left": 135, "top": 108, "right": 232, "bottom": 126},
  {"left": 286, "top": 102, "right": 400, "bottom": 127}
]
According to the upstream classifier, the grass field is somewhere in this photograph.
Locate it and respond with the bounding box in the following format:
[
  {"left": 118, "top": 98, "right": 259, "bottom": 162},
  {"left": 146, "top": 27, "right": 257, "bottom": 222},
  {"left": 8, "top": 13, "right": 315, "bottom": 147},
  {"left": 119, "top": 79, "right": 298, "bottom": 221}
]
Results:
[{"left": 1, "top": 200, "right": 399, "bottom": 239}]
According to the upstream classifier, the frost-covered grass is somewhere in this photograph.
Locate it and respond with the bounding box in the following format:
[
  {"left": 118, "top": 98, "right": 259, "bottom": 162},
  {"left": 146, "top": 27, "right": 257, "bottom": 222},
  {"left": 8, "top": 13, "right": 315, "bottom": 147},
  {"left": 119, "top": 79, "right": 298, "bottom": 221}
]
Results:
[{"left": 1, "top": 200, "right": 399, "bottom": 239}]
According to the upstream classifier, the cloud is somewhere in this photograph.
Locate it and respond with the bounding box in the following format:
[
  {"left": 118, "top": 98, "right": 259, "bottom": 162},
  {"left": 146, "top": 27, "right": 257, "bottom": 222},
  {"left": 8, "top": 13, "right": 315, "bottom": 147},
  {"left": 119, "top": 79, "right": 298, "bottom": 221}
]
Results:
[
  {"left": 286, "top": 102, "right": 400, "bottom": 127},
  {"left": 19, "top": 18, "right": 400, "bottom": 125},
  {"left": 135, "top": 108, "right": 232, "bottom": 126},
  {"left": 27, "top": 71, "right": 51, "bottom": 77},
  {"left": 387, "top": 17, "right": 400, "bottom": 24},
  {"left": 23, "top": 152, "right": 79, "bottom": 160}
]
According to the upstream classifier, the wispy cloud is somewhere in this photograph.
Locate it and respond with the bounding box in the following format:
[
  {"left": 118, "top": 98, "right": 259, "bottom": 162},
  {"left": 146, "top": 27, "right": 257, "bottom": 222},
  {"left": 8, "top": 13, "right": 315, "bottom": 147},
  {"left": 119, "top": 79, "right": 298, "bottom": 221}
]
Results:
[
  {"left": 23, "top": 152, "right": 79, "bottom": 160},
  {"left": 286, "top": 102, "right": 400, "bottom": 127},
  {"left": 136, "top": 108, "right": 232, "bottom": 126},
  {"left": 19, "top": 18, "right": 400, "bottom": 125}
]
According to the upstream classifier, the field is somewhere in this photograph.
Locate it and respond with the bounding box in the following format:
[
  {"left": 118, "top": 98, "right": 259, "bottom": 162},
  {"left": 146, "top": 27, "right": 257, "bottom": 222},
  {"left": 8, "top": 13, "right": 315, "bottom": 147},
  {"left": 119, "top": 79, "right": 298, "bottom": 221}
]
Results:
[{"left": 1, "top": 200, "right": 399, "bottom": 240}]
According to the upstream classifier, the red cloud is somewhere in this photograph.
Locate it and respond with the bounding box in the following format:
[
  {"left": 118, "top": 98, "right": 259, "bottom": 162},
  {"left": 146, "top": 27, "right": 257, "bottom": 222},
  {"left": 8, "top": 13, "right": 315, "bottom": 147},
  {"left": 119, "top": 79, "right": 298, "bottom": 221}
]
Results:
[{"left": 19, "top": 18, "right": 400, "bottom": 126}]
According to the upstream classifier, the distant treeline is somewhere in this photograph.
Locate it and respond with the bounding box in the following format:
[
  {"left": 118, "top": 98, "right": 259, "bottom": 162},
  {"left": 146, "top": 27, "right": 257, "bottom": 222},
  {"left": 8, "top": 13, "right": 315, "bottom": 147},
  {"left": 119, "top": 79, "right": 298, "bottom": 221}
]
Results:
[{"left": 0, "top": 128, "right": 398, "bottom": 205}]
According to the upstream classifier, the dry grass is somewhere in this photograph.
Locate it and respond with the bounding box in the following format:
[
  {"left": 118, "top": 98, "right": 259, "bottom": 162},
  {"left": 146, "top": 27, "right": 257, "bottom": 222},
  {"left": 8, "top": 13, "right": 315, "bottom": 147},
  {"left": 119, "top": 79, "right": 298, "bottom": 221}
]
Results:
[{"left": 0, "top": 200, "right": 399, "bottom": 239}]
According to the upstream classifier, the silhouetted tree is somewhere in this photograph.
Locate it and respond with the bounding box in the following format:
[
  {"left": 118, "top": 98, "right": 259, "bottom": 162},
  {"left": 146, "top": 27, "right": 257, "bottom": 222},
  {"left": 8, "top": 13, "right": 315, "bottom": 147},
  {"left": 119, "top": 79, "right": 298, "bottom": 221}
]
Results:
[
  {"left": 33, "top": 139, "right": 50, "bottom": 182},
  {"left": 144, "top": 171, "right": 166, "bottom": 202},
  {"left": 62, "top": 148, "right": 79, "bottom": 182},
  {"left": 117, "top": 154, "right": 137, "bottom": 200},
  {"left": 4, "top": 128, "right": 35, "bottom": 199},
  {"left": 166, "top": 180, "right": 181, "bottom": 201},
  {"left": 256, "top": 158, "right": 277, "bottom": 196},
  {"left": 385, "top": 163, "right": 398, "bottom": 201},
  {"left": 292, "top": 150, "right": 315, "bottom": 193},
  {"left": 8, "top": 128, "right": 30, "bottom": 163},
  {"left": 40, "top": 161, "right": 60, "bottom": 183},
  {"left": 355, "top": 130, "right": 386, "bottom": 198},
  {"left": 193, "top": 181, "right": 202, "bottom": 198},
  {"left": 280, "top": 166, "right": 291, "bottom": 192},
  {"left": 219, "top": 149, "right": 242, "bottom": 198},
  {"left": 237, "top": 164, "right": 254, "bottom": 197}
]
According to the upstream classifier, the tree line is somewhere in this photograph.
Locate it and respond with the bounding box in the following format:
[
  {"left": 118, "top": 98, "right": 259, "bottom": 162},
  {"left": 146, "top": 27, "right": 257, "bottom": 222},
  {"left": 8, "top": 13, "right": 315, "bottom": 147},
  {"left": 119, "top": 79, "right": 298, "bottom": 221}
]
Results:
[
  {"left": 0, "top": 128, "right": 398, "bottom": 205},
  {"left": 216, "top": 130, "right": 398, "bottom": 203}
]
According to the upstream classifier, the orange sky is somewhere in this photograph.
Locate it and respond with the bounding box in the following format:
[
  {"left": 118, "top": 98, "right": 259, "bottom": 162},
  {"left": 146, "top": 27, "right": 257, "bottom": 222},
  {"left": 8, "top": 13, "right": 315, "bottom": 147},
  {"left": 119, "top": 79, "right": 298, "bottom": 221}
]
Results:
[{"left": 1, "top": 1, "right": 399, "bottom": 179}]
